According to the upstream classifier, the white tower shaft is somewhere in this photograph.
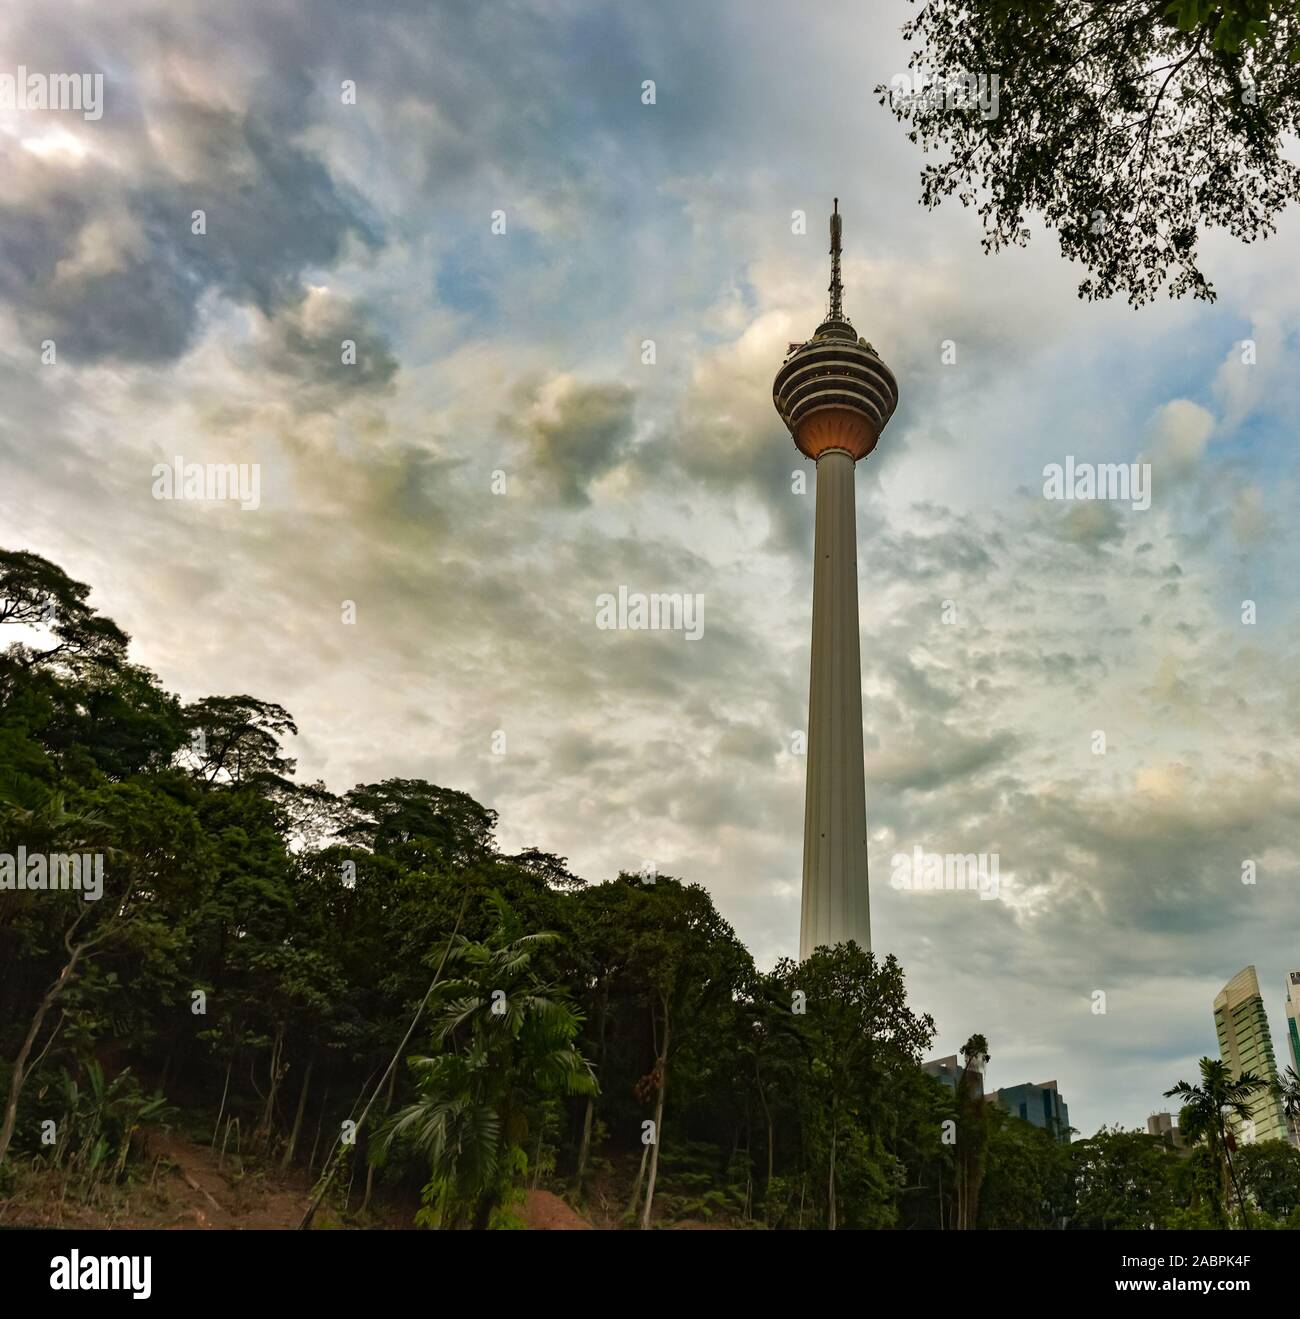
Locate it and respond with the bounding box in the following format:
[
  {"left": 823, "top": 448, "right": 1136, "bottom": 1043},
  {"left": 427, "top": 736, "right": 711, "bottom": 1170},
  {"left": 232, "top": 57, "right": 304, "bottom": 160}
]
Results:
[{"left": 800, "top": 448, "right": 870, "bottom": 959}]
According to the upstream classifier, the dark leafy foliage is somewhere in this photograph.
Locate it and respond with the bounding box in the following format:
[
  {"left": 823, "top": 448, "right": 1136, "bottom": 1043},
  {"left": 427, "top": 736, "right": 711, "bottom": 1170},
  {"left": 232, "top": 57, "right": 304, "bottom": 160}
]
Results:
[
  {"left": 4, "top": 548, "right": 1290, "bottom": 1228},
  {"left": 881, "top": 0, "right": 1300, "bottom": 304}
]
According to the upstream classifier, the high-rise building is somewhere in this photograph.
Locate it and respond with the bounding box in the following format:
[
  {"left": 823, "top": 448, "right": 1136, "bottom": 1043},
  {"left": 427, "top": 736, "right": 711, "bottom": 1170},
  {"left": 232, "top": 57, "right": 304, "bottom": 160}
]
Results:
[
  {"left": 1285, "top": 970, "right": 1300, "bottom": 1078},
  {"left": 921, "top": 1055, "right": 964, "bottom": 1090},
  {"left": 1147, "top": 1112, "right": 1185, "bottom": 1149},
  {"left": 1213, "top": 966, "right": 1288, "bottom": 1143},
  {"left": 773, "top": 201, "right": 898, "bottom": 960},
  {"left": 923, "top": 1057, "right": 1072, "bottom": 1143},
  {"left": 990, "top": 1081, "right": 1071, "bottom": 1143}
]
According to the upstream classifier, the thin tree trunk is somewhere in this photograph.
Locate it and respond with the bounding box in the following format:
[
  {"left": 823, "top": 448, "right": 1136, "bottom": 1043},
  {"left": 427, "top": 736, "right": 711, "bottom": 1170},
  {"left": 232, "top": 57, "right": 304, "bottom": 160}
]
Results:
[
  {"left": 639, "top": 1001, "right": 669, "bottom": 1231},
  {"left": 361, "top": 1152, "right": 375, "bottom": 1212},
  {"left": 299, "top": 885, "right": 471, "bottom": 1230},
  {"left": 0, "top": 938, "right": 86, "bottom": 1165},
  {"left": 361, "top": 1066, "right": 395, "bottom": 1213},
  {"left": 308, "top": 1086, "right": 330, "bottom": 1174},
  {"left": 755, "top": 1057, "right": 774, "bottom": 1223},
  {"left": 1221, "top": 1123, "right": 1251, "bottom": 1229},
  {"left": 531, "top": 1118, "right": 545, "bottom": 1189},
  {"left": 576, "top": 1096, "right": 595, "bottom": 1187},
  {"left": 1208, "top": 1131, "right": 1228, "bottom": 1227},
  {"left": 282, "top": 1054, "right": 314, "bottom": 1169},
  {"left": 626, "top": 1138, "right": 650, "bottom": 1218},
  {"left": 212, "top": 1050, "right": 235, "bottom": 1149},
  {"left": 575, "top": 986, "right": 608, "bottom": 1191},
  {"left": 827, "top": 1122, "right": 837, "bottom": 1230},
  {"left": 258, "top": 1026, "right": 284, "bottom": 1148},
  {"left": 766, "top": 1113, "right": 775, "bottom": 1214},
  {"left": 743, "top": 1114, "right": 752, "bottom": 1220}
]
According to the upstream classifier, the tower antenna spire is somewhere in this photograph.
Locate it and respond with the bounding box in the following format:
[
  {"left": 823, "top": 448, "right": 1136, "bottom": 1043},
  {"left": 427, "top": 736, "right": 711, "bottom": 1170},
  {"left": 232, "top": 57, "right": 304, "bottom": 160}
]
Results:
[
  {"left": 772, "top": 192, "right": 899, "bottom": 963},
  {"left": 828, "top": 198, "right": 843, "bottom": 322}
]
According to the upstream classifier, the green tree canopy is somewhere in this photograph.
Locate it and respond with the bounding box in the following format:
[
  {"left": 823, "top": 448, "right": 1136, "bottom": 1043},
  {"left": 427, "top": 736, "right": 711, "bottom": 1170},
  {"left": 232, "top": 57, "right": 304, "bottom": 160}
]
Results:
[{"left": 882, "top": 0, "right": 1300, "bottom": 304}]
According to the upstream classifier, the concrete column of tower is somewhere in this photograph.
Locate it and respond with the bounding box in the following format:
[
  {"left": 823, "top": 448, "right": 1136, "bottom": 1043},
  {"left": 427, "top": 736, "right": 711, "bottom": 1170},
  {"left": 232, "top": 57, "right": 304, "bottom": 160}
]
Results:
[
  {"left": 772, "top": 200, "right": 898, "bottom": 963},
  {"left": 800, "top": 448, "right": 870, "bottom": 960}
]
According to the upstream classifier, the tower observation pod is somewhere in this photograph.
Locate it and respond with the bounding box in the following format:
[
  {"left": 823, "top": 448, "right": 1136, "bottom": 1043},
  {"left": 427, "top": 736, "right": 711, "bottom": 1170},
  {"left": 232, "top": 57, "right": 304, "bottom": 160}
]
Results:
[{"left": 772, "top": 200, "right": 898, "bottom": 960}]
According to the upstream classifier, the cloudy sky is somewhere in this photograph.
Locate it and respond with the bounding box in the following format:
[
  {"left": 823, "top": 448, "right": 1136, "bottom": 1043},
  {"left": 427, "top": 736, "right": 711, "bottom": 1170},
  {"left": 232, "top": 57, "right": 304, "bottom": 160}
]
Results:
[{"left": 3, "top": 0, "right": 1299, "bottom": 1138}]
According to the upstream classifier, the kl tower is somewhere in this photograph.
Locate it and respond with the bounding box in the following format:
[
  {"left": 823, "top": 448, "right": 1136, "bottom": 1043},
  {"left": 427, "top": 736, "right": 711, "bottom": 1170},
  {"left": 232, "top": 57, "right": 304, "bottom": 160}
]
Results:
[{"left": 773, "top": 200, "right": 898, "bottom": 960}]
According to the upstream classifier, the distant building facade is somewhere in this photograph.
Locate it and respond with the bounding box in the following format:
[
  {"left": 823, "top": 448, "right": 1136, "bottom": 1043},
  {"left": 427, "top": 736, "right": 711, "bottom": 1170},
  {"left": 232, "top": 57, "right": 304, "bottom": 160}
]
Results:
[
  {"left": 921, "top": 1055, "right": 964, "bottom": 1090},
  {"left": 1213, "top": 966, "right": 1288, "bottom": 1144},
  {"left": 1285, "top": 971, "right": 1300, "bottom": 1078},
  {"left": 1147, "top": 1111, "right": 1185, "bottom": 1149},
  {"left": 922, "top": 1056, "right": 1070, "bottom": 1141},
  {"left": 990, "top": 1081, "right": 1071, "bottom": 1142}
]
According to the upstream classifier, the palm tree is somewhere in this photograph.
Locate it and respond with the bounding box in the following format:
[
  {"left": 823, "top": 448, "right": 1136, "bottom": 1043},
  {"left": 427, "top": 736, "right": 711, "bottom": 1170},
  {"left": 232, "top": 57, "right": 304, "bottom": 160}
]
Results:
[
  {"left": 1165, "top": 1057, "right": 1264, "bottom": 1229},
  {"left": 376, "top": 896, "right": 596, "bottom": 1228},
  {"left": 1272, "top": 1066, "right": 1300, "bottom": 1148}
]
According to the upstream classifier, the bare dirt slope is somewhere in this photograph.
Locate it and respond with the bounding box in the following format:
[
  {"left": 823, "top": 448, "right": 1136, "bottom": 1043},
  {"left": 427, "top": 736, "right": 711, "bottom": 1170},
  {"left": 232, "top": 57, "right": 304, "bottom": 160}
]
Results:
[
  {"left": 2, "top": 1130, "right": 316, "bottom": 1230},
  {"left": 521, "top": 1188, "right": 593, "bottom": 1229},
  {"left": 2, "top": 1131, "right": 599, "bottom": 1230}
]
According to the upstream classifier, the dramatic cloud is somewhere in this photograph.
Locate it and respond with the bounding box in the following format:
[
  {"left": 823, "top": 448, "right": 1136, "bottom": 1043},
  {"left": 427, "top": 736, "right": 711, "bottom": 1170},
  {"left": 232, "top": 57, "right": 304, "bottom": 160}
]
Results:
[{"left": 2, "top": 0, "right": 1298, "bottom": 1139}]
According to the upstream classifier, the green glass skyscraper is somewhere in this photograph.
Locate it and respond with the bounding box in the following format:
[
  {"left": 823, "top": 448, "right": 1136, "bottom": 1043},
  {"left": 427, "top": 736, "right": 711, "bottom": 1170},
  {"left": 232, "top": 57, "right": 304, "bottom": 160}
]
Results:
[{"left": 1213, "top": 965, "right": 1288, "bottom": 1143}]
